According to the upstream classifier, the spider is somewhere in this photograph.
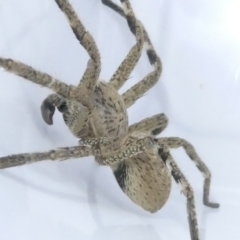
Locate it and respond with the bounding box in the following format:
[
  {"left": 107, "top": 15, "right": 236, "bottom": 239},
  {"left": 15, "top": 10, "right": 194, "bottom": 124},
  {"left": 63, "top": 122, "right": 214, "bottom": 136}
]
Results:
[{"left": 0, "top": 0, "right": 219, "bottom": 239}]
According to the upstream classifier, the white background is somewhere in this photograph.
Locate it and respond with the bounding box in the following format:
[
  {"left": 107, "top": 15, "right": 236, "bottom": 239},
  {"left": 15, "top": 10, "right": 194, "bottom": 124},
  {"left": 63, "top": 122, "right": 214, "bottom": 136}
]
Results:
[{"left": 0, "top": 0, "right": 240, "bottom": 240}]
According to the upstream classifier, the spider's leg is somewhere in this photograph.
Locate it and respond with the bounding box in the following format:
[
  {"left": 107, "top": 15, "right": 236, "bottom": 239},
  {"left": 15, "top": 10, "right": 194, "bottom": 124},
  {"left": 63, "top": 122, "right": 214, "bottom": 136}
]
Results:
[
  {"left": 102, "top": 0, "right": 162, "bottom": 108},
  {"left": 158, "top": 144, "right": 199, "bottom": 240},
  {"left": 158, "top": 137, "right": 220, "bottom": 209},
  {"left": 0, "top": 146, "right": 92, "bottom": 169},
  {"left": 122, "top": 24, "right": 162, "bottom": 108},
  {"left": 101, "top": 0, "right": 125, "bottom": 17},
  {"left": 78, "top": 58, "right": 100, "bottom": 93},
  {"left": 54, "top": 0, "right": 100, "bottom": 93},
  {"left": 128, "top": 113, "right": 168, "bottom": 136},
  {"left": 102, "top": 0, "right": 144, "bottom": 90},
  {"left": 41, "top": 94, "right": 67, "bottom": 125},
  {"left": 0, "top": 58, "right": 70, "bottom": 97}
]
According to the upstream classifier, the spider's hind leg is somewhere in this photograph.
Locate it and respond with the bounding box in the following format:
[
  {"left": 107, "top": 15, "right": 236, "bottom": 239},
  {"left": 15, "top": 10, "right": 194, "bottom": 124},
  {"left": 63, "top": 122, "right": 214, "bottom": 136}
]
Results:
[
  {"left": 159, "top": 137, "right": 220, "bottom": 209},
  {"left": 158, "top": 145, "right": 199, "bottom": 240}
]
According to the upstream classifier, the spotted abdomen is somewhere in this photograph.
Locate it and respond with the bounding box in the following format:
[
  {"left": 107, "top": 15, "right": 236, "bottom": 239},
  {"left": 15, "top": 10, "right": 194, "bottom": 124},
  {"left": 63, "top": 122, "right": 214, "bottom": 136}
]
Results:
[{"left": 113, "top": 154, "right": 172, "bottom": 213}]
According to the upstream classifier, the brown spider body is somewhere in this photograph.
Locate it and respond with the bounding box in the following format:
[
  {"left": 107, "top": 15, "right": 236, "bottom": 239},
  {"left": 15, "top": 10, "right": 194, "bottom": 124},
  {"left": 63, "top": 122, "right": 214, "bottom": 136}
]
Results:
[
  {"left": 0, "top": 1, "right": 219, "bottom": 239},
  {"left": 59, "top": 80, "right": 128, "bottom": 139},
  {"left": 112, "top": 132, "right": 172, "bottom": 213}
]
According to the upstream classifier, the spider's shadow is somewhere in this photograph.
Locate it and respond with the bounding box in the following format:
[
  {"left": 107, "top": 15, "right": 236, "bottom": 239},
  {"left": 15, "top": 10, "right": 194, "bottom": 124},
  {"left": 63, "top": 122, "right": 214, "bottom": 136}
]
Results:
[
  {"left": 0, "top": 163, "right": 163, "bottom": 240},
  {"left": 0, "top": 168, "right": 85, "bottom": 203}
]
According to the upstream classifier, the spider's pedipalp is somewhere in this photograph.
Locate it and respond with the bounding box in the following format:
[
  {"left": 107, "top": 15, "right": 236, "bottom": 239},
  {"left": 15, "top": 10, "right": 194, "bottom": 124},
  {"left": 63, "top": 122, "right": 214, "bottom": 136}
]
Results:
[
  {"left": 158, "top": 137, "right": 220, "bottom": 209},
  {"left": 0, "top": 146, "right": 92, "bottom": 169},
  {"left": 41, "top": 94, "right": 67, "bottom": 125}
]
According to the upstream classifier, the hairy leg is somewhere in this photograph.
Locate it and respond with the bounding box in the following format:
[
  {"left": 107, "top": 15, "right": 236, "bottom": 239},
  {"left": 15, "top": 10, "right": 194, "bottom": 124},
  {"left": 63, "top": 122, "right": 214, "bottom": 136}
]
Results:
[
  {"left": 128, "top": 113, "right": 168, "bottom": 136},
  {"left": 78, "top": 59, "right": 100, "bottom": 92},
  {"left": 158, "top": 137, "right": 220, "bottom": 208},
  {"left": 0, "top": 58, "right": 71, "bottom": 97},
  {"left": 102, "top": 0, "right": 125, "bottom": 17},
  {"left": 102, "top": 0, "right": 162, "bottom": 108},
  {"left": 55, "top": 0, "right": 100, "bottom": 91},
  {"left": 158, "top": 144, "right": 199, "bottom": 240},
  {"left": 55, "top": 0, "right": 100, "bottom": 64},
  {"left": 102, "top": 0, "right": 144, "bottom": 90},
  {"left": 0, "top": 146, "right": 92, "bottom": 169},
  {"left": 55, "top": 0, "right": 101, "bottom": 103},
  {"left": 0, "top": 1, "right": 100, "bottom": 101}
]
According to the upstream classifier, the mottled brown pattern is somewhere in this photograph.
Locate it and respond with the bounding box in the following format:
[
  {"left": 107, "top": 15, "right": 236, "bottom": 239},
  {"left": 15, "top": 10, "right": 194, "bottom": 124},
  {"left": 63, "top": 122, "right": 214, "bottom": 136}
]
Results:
[
  {"left": 121, "top": 145, "right": 171, "bottom": 213},
  {"left": 0, "top": 1, "right": 219, "bottom": 240}
]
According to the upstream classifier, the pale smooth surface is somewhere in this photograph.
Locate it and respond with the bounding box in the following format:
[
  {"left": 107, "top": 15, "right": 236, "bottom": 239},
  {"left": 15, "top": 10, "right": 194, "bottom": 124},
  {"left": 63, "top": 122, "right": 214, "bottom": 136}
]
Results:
[{"left": 0, "top": 1, "right": 239, "bottom": 240}]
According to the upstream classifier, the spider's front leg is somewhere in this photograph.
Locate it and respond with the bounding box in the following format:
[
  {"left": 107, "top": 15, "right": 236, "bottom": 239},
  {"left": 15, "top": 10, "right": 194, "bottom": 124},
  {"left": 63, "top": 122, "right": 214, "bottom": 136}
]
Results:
[
  {"left": 0, "top": 0, "right": 101, "bottom": 104},
  {"left": 102, "top": 0, "right": 162, "bottom": 108},
  {"left": 54, "top": 0, "right": 101, "bottom": 97},
  {"left": 41, "top": 0, "right": 103, "bottom": 126},
  {"left": 102, "top": 0, "right": 145, "bottom": 90},
  {"left": 0, "top": 58, "right": 71, "bottom": 97},
  {"left": 0, "top": 145, "right": 92, "bottom": 169}
]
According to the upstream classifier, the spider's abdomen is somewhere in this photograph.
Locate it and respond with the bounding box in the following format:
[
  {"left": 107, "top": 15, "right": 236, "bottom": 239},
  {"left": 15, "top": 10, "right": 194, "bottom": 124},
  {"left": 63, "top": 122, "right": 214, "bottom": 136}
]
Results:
[{"left": 113, "top": 154, "right": 172, "bottom": 213}]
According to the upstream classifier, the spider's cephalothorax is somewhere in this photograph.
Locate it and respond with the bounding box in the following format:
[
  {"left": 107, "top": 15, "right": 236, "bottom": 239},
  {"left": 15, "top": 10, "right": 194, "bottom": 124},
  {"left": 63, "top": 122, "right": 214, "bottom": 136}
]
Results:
[{"left": 0, "top": 1, "right": 219, "bottom": 239}]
